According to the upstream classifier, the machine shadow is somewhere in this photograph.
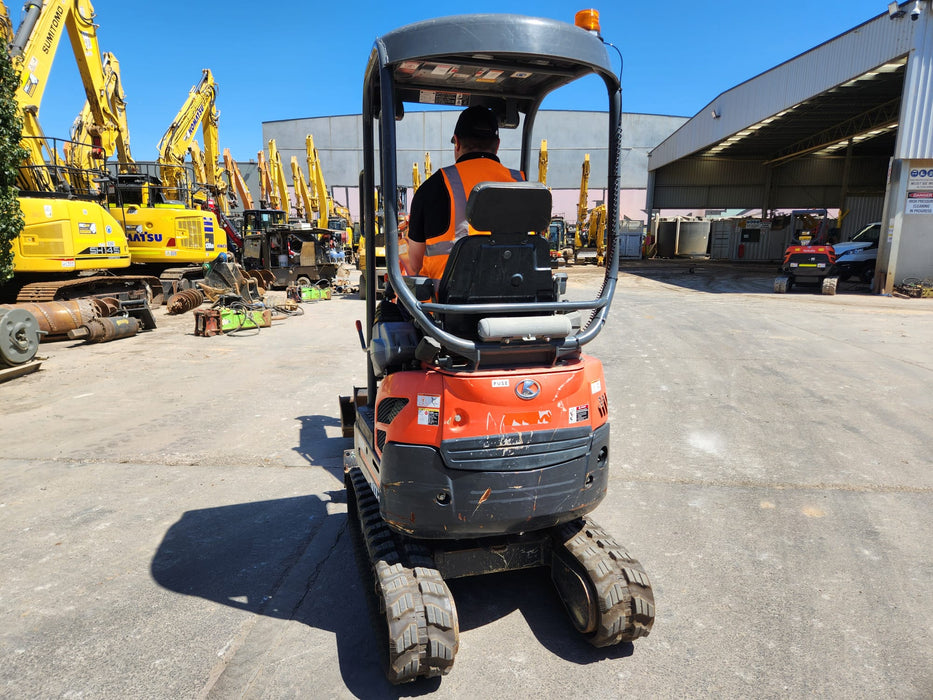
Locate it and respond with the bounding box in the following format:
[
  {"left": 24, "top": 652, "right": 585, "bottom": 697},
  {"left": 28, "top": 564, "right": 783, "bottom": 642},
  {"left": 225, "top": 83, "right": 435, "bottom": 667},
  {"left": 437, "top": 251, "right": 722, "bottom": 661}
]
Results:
[
  {"left": 150, "top": 493, "right": 421, "bottom": 698},
  {"left": 293, "top": 413, "right": 348, "bottom": 483},
  {"left": 150, "top": 493, "right": 633, "bottom": 697}
]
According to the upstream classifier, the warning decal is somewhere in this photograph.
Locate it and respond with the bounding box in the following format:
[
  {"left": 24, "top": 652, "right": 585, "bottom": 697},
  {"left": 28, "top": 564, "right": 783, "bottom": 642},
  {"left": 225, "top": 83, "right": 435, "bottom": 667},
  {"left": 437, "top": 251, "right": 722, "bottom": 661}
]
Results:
[
  {"left": 418, "top": 409, "right": 440, "bottom": 426},
  {"left": 569, "top": 404, "right": 590, "bottom": 424},
  {"left": 417, "top": 394, "right": 440, "bottom": 408}
]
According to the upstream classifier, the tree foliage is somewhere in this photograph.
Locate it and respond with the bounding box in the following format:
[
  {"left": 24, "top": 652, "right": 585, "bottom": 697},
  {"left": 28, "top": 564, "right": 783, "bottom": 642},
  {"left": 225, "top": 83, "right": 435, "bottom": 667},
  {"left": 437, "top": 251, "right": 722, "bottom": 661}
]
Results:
[{"left": 0, "top": 49, "right": 25, "bottom": 282}]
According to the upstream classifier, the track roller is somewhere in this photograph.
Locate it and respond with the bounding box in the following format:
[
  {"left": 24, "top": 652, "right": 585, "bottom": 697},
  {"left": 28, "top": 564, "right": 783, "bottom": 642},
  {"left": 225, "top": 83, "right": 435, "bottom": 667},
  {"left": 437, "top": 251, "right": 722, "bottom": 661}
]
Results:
[
  {"left": 821, "top": 276, "right": 838, "bottom": 295},
  {"left": 551, "top": 518, "right": 655, "bottom": 646},
  {"left": 346, "top": 467, "right": 458, "bottom": 684}
]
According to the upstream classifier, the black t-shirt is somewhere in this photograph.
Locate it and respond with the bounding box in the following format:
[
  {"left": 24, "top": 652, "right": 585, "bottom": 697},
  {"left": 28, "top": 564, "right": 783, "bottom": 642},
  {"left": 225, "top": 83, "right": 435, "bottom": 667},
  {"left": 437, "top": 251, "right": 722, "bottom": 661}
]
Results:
[{"left": 407, "top": 152, "right": 501, "bottom": 243}]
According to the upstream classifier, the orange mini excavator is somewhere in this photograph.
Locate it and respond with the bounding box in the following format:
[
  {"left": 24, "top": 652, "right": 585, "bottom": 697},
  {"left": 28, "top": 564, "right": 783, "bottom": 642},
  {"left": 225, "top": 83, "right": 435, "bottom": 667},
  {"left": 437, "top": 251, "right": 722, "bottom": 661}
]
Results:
[{"left": 340, "top": 10, "right": 655, "bottom": 684}]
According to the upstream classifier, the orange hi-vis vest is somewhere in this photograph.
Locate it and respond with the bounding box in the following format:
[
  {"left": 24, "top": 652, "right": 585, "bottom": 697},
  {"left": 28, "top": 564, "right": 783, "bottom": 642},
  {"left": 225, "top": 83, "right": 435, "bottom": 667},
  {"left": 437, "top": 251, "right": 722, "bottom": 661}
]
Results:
[{"left": 420, "top": 158, "right": 523, "bottom": 279}]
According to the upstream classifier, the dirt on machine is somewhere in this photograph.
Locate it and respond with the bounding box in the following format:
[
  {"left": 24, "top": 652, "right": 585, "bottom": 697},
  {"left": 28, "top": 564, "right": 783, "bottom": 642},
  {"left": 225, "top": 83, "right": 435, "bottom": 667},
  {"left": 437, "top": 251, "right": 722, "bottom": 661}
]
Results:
[{"left": 339, "top": 10, "right": 654, "bottom": 685}]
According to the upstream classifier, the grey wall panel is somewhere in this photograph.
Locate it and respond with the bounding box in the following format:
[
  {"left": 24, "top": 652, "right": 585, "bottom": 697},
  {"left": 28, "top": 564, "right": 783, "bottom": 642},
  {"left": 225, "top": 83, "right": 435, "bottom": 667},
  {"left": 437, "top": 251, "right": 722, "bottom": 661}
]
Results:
[
  {"left": 264, "top": 111, "right": 686, "bottom": 190},
  {"left": 841, "top": 195, "right": 885, "bottom": 238}
]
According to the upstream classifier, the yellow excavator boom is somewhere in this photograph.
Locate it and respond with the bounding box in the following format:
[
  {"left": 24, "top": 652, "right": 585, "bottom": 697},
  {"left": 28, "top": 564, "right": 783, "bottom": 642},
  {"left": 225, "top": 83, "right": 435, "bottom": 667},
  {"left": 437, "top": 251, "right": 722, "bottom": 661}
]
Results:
[
  {"left": 223, "top": 148, "right": 252, "bottom": 210},
  {"left": 68, "top": 51, "right": 133, "bottom": 172},
  {"left": 537, "top": 139, "right": 547, "bottom": 185},
  {"left": 267, "top": 138, "right": 291, "bottom": 218},
  {"left": 291, "top": 156, "right": 315, "bottom": 223},
  {"left": 157, "top": 69, "right": 223, "bottom": 201},
  {"left": 306, "top": 134, "right": 330, "bottom": 227},
  {"left": 256, "top": 150, "right": 275, "bottom": 209},
  {"left": 575, "top": 153, "right": 590, "bottom": 248}
]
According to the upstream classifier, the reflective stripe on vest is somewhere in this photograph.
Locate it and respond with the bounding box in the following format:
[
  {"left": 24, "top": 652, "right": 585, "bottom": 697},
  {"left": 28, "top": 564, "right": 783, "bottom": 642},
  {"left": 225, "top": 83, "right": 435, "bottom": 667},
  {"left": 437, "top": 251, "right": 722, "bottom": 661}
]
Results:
[{"left": 421, "top": 159, "right": 523, "bottom": 277}]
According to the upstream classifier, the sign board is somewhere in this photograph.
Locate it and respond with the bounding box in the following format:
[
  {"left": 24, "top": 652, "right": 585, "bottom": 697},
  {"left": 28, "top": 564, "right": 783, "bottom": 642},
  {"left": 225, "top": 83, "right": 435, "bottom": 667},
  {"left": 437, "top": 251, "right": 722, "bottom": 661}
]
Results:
[
  {"left": 905, "top": 190, "right": 933, "bottom": 215},
  {"left": 907, "top": 167, "right": 933, "bottom": 190}
]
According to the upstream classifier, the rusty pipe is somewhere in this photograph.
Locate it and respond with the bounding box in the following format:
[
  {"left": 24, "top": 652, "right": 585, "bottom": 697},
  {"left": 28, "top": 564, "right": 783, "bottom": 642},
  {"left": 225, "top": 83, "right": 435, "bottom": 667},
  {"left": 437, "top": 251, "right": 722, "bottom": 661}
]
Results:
[
  {"left": 67, "top": 316, "right": 141, "bottom": 344},
  {"left": 6, "top": 300, "right": 101, "bottom": 339}
]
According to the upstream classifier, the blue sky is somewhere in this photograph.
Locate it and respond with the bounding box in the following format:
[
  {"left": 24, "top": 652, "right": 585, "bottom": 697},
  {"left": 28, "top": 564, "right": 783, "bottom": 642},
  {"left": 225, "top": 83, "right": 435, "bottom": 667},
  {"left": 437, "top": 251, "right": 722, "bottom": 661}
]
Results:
[{"left": 30, "top": 0, "right": 891, "bottom": 162}]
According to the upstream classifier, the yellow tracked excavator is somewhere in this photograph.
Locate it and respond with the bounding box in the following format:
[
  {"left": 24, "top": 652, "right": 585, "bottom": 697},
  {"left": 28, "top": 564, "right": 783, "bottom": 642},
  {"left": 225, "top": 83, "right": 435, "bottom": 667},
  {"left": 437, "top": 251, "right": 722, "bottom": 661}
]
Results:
[{"left": 0, "top": 0, "right": 157, "bottom": 303}]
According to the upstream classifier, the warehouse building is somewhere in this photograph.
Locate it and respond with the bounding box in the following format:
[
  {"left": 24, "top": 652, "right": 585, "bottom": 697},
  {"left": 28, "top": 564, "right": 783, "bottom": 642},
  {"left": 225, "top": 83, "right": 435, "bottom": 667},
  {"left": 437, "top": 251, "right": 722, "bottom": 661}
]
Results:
[
  {"left": 648, "top": 2, "right": 933, "bottom": 291},
  {"left": 260, "top": 111, "right": 688, "bottom": 228}
]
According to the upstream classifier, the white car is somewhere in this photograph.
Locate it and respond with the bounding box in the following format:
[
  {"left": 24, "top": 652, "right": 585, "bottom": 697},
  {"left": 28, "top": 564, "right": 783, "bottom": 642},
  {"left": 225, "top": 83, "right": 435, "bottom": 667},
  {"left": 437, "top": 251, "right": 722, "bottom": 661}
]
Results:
[{"left": 834, "top": 222, "right": 879, "bottom": 284}]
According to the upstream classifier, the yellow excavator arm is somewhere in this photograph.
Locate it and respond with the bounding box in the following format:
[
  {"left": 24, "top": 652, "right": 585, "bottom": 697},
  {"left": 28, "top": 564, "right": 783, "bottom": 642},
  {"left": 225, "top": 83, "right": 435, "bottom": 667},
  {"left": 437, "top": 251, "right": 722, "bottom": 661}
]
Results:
[
  {"left": 187, "top": 141, "right": 208, "bottom": 191},
  {"left": 267, "top": 138, "right": 291, "bottom": 218},
  {"left": 256, "top": 150, "right": 275, "bottom": 209},
  {"left": 223, "top": 148, "right": 253, "bottom": 210},
  {"left": 291, "top": 156, "right": 314, "bottom": 223},
  {"left": 575, "top": 153, "right": 590, "bottom": 247},
  {"left": 157, "top": 69, "right": 222, "bottom": 200},
  {"left": 7, "top": 0, "right": 82, "bottom": 191},
  {"left": 68, "top": 51, "right": 133, "bottom": 171},
  {"left": 0, "top": 3, "right": 12, "bottom": 45},
  {"left": 306, "top": 134, "right": 328, "bottom": 226},
  {"left": 537, "top": 139, "right": 547, "bottom": 185}
]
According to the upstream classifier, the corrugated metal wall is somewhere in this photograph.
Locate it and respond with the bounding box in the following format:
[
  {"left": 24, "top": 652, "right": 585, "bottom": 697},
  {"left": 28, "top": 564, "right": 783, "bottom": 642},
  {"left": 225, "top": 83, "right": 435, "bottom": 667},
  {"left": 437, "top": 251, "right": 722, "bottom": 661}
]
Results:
[
  {"left": 841, "top": 195, "right": 885, "bottom": 238},
  {"left": 896, "top": 12, "right": 933, "bottom": 158}
]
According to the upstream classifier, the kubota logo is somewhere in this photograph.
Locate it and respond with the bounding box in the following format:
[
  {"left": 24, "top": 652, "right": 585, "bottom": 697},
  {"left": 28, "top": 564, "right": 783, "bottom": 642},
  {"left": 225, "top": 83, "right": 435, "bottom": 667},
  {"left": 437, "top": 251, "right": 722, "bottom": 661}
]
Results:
[{"left": 515, "top": 379, "right": 541, "bottom": 400}]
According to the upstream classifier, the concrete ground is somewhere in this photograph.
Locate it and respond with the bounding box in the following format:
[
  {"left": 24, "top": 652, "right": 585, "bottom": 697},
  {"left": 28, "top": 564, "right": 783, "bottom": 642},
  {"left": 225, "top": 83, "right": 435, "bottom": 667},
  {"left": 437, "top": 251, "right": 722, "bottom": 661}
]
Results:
[{"left": 1, "top": 263, "right": 930, "bottom": 699}]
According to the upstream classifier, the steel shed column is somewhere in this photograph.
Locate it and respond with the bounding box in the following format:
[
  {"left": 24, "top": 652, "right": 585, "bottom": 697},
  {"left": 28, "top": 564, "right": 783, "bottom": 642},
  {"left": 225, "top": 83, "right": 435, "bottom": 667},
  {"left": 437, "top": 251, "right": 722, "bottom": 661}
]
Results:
[{"left": 878, "top": 11, "right": 933, "bottom": 291}]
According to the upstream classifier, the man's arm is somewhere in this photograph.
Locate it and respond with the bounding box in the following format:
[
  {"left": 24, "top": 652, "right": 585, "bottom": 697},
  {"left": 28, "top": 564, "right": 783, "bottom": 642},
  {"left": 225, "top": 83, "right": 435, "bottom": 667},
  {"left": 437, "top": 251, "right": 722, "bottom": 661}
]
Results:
[
  {"left": 407, "top": 239, "right": 426, "bottom": 276},
  {"left": 406, "top": 172, "right": 449, "bottom": 276}
]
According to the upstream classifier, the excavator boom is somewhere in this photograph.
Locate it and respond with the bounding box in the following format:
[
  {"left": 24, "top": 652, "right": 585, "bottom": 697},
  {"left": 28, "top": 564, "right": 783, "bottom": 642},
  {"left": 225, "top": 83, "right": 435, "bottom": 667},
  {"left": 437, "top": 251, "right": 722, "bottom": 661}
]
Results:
[
  {"left": 157, "top": 69, "right": 225, "bottom": 203},
  {"left": 223, "top": 148, "right": 253, "bottom": 210},
  {"left": 537, "top": 138, "right": 547, "bottom": 185},
  {"left": 575, "top": 153, "right": 590, "bottom": 248},
  {"left": 291, "top": 156, "right": 314, "bottom": 222},
  {"left": 267, "top": 139, "right": 291, "bottom": 218}
]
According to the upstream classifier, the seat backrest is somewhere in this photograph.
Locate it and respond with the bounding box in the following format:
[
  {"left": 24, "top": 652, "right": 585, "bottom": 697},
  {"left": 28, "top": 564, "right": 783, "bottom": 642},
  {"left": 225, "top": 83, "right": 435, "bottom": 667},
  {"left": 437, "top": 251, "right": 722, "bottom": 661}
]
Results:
[{"left": 436, "top": 182, "right": 555, "bottom": 339}]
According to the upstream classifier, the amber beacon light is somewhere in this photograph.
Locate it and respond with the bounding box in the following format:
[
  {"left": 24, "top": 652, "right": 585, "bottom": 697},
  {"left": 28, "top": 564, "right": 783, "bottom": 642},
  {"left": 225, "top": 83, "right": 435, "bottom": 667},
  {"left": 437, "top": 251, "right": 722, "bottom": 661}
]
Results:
[{"left": 574, "top": 8, "right": 601, "bottom": 35}]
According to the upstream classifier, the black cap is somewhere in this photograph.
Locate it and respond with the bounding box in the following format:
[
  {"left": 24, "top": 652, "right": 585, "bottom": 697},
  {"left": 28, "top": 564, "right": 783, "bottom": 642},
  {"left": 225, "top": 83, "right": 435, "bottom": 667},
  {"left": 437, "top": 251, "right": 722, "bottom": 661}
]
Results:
[{"left": 451, "top": 105, "right": 499, "bottom": 144}]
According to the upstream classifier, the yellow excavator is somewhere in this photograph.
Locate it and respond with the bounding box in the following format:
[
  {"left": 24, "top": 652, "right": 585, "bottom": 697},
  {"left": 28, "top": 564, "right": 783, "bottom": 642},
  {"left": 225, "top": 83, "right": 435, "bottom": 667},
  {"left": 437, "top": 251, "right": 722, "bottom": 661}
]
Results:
[
  {"left": 1, "top": 0, "right": 158, "bottom": 303},
  {"left": 102, "top": 68, "right": 232, "bottom": 293},
  {"left": 573, "top": 153, "right": 604, "bottom": 264}
]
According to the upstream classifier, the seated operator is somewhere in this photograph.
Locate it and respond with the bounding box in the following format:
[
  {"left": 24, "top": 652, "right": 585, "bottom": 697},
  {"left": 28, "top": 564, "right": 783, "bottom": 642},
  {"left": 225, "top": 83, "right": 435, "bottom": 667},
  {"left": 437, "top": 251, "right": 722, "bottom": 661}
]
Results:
[{"left": 406, "top": 105, "right": 524, "bottom": 278}]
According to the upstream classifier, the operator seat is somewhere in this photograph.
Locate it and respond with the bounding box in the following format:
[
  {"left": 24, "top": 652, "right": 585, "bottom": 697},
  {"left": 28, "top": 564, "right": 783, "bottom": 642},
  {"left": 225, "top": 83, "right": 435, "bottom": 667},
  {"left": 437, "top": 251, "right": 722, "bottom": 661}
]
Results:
[{"left": 435, "top": 181, "right": 563, "bottom": 343}]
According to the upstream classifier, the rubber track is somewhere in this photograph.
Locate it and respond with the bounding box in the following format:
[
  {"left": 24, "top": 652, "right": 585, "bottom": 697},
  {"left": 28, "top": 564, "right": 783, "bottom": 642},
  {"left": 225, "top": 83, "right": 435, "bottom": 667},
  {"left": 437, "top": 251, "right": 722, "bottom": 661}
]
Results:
[
  {"left": 346, "top": 467, "right": 458, "bottom": 684},
  {"left": 554, "top": 517, "right": 655, "bottom": 646},
  {"left": 15, "top": 275, "right": 161, "bottom": 303}
]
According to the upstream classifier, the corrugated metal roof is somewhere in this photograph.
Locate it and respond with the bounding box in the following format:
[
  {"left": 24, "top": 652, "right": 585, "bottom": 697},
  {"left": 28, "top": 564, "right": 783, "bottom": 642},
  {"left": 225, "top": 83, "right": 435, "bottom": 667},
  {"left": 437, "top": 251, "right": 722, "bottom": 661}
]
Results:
[{"left": 649, "top": 10, "right": 918, "bottom": 169}]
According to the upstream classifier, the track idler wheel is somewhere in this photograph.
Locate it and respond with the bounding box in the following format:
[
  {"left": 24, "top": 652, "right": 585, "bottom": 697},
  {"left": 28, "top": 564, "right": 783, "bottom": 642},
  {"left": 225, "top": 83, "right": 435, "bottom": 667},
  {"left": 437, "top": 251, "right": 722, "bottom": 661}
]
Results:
[{"left": 551, "top": 518, "right": 655, "bottom": 647}]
